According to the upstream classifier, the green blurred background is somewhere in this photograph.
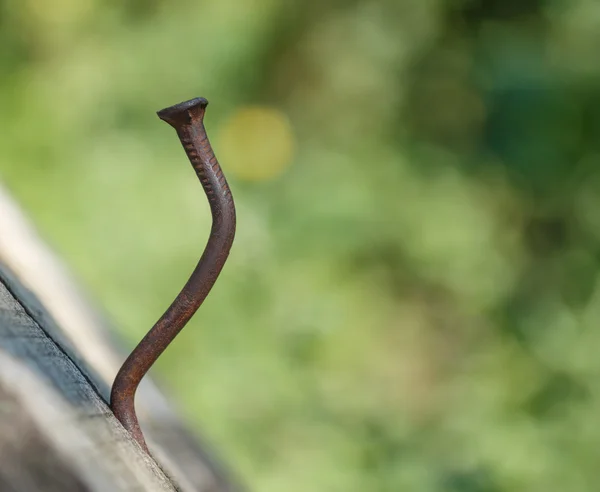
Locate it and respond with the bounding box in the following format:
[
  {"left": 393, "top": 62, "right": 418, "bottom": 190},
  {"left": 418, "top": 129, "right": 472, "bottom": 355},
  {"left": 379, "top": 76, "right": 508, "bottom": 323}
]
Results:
[{"left": 3, "top": 0, "right": 600, "bottom": 490}]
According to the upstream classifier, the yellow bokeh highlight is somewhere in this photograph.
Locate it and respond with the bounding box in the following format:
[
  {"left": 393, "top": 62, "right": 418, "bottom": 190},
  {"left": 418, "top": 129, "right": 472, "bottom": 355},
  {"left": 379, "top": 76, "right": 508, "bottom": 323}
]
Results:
[{"left": 218, "top": 106, "right": 295, "bottom": 182}]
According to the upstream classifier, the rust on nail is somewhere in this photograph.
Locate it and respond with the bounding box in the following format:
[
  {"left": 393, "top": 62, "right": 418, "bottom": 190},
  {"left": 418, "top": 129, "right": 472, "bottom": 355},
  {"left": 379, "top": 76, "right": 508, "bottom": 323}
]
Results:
[{"left": 110, "top": 97, "right": 236, "bottom": 452}]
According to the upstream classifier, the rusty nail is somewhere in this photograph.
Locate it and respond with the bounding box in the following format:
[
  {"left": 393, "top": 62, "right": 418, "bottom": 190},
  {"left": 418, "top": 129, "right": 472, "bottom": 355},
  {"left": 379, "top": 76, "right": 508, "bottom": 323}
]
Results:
[{"left": 110, "top": 97, "right": 237, "bottom": 452}]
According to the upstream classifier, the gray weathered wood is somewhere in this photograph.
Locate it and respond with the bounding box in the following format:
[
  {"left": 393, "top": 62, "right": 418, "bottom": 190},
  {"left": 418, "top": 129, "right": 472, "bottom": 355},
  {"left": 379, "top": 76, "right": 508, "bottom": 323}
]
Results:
[
  {"left": 0, "top": 183, "right": 244, "bottom": 491},
  {"left": 0, "top": 277, "right": 176, "bottom": 491}
]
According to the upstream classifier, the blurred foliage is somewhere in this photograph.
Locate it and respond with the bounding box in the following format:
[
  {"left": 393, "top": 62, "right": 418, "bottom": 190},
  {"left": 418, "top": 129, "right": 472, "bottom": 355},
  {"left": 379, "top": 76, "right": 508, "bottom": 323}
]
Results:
[{"left": 2, "top": 0, "right": 600, "bottom": 490}]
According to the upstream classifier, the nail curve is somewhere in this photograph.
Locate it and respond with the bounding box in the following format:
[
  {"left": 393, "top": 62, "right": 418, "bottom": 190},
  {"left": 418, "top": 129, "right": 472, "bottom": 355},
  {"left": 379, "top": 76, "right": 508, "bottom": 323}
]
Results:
[{"left": 110, "top": 97, "right": 236, "bottom": 452}]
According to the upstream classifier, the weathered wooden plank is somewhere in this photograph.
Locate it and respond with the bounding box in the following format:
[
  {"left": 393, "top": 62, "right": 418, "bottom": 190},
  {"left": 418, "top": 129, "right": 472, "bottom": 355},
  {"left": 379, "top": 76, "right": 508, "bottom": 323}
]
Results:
[
  {"left": 0, "top": 378, "right": 88, "bottom": 492},
  {"left": 0, "top": 279, "right": 176, "bottom": 491},
  {"left": 0, "top": 183, "right": 244, "bottom": 492}
]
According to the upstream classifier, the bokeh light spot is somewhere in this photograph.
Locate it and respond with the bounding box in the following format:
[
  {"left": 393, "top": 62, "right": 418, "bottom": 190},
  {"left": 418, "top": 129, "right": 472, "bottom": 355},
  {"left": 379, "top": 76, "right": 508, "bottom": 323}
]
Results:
[{"left": 218, "top": 106, "right": 295, "bottom": 182}]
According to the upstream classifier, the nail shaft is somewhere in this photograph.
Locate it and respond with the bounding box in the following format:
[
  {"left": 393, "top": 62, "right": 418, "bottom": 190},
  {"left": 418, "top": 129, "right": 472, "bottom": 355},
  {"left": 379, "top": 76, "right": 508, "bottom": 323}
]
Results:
[{"left": 110, "top": 97, "right": 236, "bottom": 452}]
